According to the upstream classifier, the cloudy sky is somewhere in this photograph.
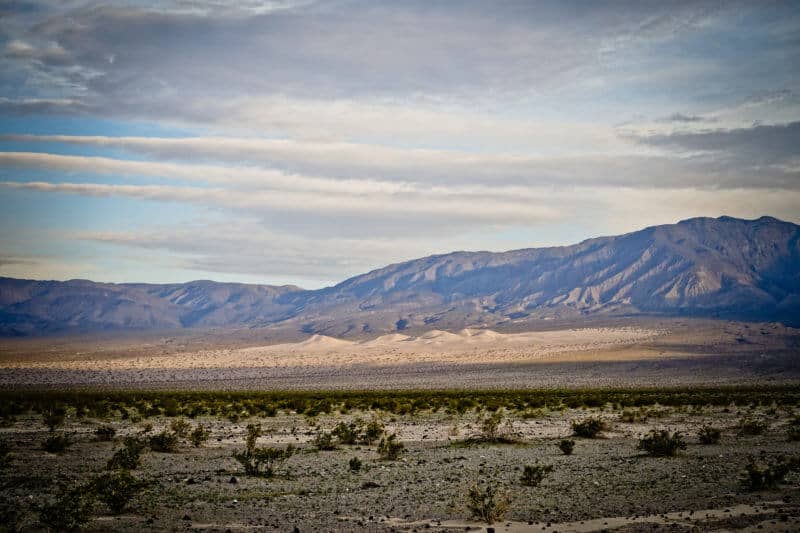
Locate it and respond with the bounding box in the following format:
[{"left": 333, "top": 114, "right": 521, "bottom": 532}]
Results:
[{"left": 0, "top": 1, "right": 799, "bottom": 288}]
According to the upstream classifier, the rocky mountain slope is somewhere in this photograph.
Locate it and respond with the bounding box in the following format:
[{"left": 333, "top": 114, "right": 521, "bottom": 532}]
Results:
[{"left": 2, "top": 216, "right": 798, "bottom": 336}]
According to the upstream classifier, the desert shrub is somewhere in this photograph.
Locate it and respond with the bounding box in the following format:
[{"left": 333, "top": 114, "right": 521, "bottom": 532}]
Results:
[
  {"left": 466, "top": 483, "right": 509, "bottom": 524},
  {"left": 377, "top": 433, "right": 404, "bottom": 460},
  {"left": 332, "top": 418, "right": 385, "bottom": 445},
  {"left": 189, "top": 424, "right": 210, "bottom": 447},
  {"left": 480, "top": 410, "right": 505, "bottom": 440},
  {"left": 312, "top": 430, "right": 337, "bottom": 451},
  {"left": 233, "top": 445, "right": 296, "bottom": 477},
  {"left": 42, "top": 404, "right": 67, "bottom": 432},
  {"left": 738, "top": 417, "right": 768, "bottom": 436},
  {"left": 95, "top": 425, "right": 116, "bottom": 441},
  {"left": 787, "top": 417, "right": 800, "bottom": 441},
  {"left": 520, "top": 463, "right": 553, "bottom": 487},
  {"left": 91, "top": 470, "right": 144, "bottom": 514},
  {"left": 107, "top": 436, "right": 146, "bottom": 470},
  {"left": 140, "top": 422, "right": 153, "bottom": 433},
  {"left": 38, "top": 485, "right": 94, "bottom": 531},
  {"left": 637, "top": 430, "right": 686, "bottom": 457},
  {"left": 149, "top": 430, "right": 179, "bottom": 453},
  {"left": 233, "top": 424, "right": 295, "bottom": 477},
  {"left": 0, "top": 439, "right": 10, "bottom": 467},
  {"left": 740, "top": 456, "right": 800, "bottom": 491},
  {"left": 42, "top": 433, "right": 72, "bottom": 453},
  {"left": 572, "top": 417, "right": 606, "bottom": 438},
  {"left": 558, "top": 439, "right": 575, "bottom": 455},
  {"left": 169, "top": 418, "right": 191, "bottom": 437},
  {"left": 698, "top": 425, "right": 721, "bottom": 444},
  {"left": 349, "top": 457, "right": 362, "bottom": 472}
]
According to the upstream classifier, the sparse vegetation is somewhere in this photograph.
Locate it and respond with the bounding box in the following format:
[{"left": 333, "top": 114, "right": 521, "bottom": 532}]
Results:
[
  {"left": 0, "top": 439, "right": 10, "bottom": 467},
  {"left": 466, "top": 483, "right": 509, "bottom": 524},
  {"left": 189, "top": 424, "right": 210, "bottom": 447},
  {"left": 520, "top": 463, "right": 553, "bottom": 486},
  {"left": 558, "top": 438, "right": 575, "bottom": 455},
  {"left": 38, "top": 485, "right": 94, "bottom": 531},
  {"left": 740, "top": 456, "right": 800, "bottom": 491},
  {"left": 332, "top": 418, "right": 385, "bottom": 445},
  {"left": 312, "top": 430, "right": 337, "bottom": 451},
  {"left": 348, "top": 457, "right": 362, "bottom": 472},
  {"left": 92, "top": 470, "right": 144, "bottom": 514},
  {"left": 233, "top": 423, "right": 296, "bottom": 477},
  {"left": 698, "top": 425, "right": 721, "bottom": 444},
  {"left": 149, "top": 430, "right": 179, "bottom": 453},
  {"left": 42, "top": 433, "right": 72, "bottom": 453},
  {"left": 377, "top": 433, "right": 404, "bottom": 460},
  {"left": 107, "top": 436, "right": 146, "bottom": 470},
  {"left": 572, "top": 417, "right": 606, "bottom": 438},
  {"left": 637, "top": 430, "right": 686, "bottom": 457},
  {"left": 787, "top": 417, "right": 800, "bottom": 441},
  {"left": 169, "top": 418, "right": 191, "bottom": 437},
  {"left": 738, "top": 417, "right": 768, "bottom": 436},
  {"left": 95, "top": 425, "right": 116, "bottom": 441}
]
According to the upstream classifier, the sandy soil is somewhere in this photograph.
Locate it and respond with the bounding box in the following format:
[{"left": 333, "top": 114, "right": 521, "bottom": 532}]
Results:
[{"left": 2, "top": 404, "right": 800, "bottom": 531}]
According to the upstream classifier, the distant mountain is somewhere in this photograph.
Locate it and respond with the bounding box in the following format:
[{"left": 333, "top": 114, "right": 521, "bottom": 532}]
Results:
[{"left": 2, "top": 216, "right": 799, "bottom": 337}]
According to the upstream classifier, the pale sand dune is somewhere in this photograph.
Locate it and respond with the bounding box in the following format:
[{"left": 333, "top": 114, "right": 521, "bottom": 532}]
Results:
[{"left": 0, "top": 326, "right": 668, "bottom": 372}]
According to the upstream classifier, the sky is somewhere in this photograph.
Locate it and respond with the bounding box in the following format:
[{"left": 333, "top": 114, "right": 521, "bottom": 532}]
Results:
[{"left": 0, "top": 1, "right": 799, "bottom": 289}]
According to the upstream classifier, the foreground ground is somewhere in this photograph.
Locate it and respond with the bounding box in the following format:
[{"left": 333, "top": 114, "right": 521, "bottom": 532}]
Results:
[{"left": 2, "top": 389, "right": 800, "bottom": 532}]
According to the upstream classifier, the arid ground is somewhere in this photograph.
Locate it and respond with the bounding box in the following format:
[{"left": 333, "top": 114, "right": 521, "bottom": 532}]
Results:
[
  {"left": 2, "top": 393, "right": 800, "bottom": 532},
  {"left": 1, "top": 319, "right": 799, "bottom": 389}
]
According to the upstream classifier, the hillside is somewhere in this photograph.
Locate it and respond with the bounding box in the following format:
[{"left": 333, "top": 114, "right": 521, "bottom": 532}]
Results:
[{"left": 1, "top": 216, "right": 798, "bottom": 336}]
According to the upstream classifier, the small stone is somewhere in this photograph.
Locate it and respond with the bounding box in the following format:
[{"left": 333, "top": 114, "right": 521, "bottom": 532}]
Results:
[{"left": 229, "top": 476, "right": 238, "bottom": 484}]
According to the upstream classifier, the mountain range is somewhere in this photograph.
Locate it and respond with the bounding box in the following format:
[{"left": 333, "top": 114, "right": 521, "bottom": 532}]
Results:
[{"left": 2, "top": 216, "right": 799, "bottom": 337}]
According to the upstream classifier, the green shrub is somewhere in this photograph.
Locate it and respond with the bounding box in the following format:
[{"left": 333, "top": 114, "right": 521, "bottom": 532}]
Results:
[
  {"left": 332, "top": 418, "right": 385, "bottom": 445},
  {"left": 169, "top": 418, "right": 191, "bottom": 437},
  {"left": 698, "top": 425, "right": 721, "bottom": 444},
  {"left": 107, "top": 436, "right": 146, "bottom": 470},
  {"left": 637, "top": 430, "right": 686, "bottom": 457},
  {"left": 349, "top": 457, "right": 362, "bottom": 472},
  {"left": 95, "top": 425, "right": 116, "bottom": 441},
  {"left": 480, "top": 410, "right": 505, "bottom": 441},
  {"left": 558, "top": 439, "right": 575, "bottom": 455},
  {"left": 189, "top": 424, "right": 210, "bottom": 447},
  {"left": 149, "top": 430, "right": 179, "bottom": 453},
  {"left": 0, "top": 439, "right": 10, "bottom": 467},
  {"left": 233, "top": 424, "right": 295, "bottom": 477},
  {"left": 377, "top": 433, "right": 404, "bottom": 460},
  {"left": 740, "top": 456, "right": 800, "bottom": 491},
  {"left": 42, "top": 433, "right": 72, "bottom": 453},
  {"left": 738, "top": 417, "right": 768, "bottom": 436},
  {"left": 466, "top": 483, "right": 509, "bottom": 524},
  {"left": 313, "top": 430, "right": 337, "bottom": 451},
  {"left": 572, "top": 417, "right": 606, "bottom": 438},
  {"left": 42, "top": 405, "right": 66, "bottom": 432},
  {"left": 92, "top": 470, "right": 144, "bottom": 514},
  {"left": 787, "top": 417, "right": 800, "bottom": 441},
  {"left": 38, "top": 485, "right": 94, "bottom": 531},
  {"left": 520, "top": 463, "right": 553, "bottom": 487}
]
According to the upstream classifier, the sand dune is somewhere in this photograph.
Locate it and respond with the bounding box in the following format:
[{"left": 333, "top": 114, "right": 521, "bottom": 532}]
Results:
[{"left": 0, "top": 326, "right": 669, "bottom": 372}]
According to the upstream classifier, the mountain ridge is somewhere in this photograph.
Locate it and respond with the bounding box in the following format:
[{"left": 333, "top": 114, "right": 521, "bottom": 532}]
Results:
[{"left": 2, "top": 215, "right": 799, "bottom": 336}]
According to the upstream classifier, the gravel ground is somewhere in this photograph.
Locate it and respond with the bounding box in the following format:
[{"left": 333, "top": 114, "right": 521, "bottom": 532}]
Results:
[{"left": 2, "top": 404, "right": 800, "bottom": 531}]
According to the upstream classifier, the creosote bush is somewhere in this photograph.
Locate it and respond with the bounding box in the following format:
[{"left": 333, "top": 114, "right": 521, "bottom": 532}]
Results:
[
  {"left": 787, "top": 417, "right": 800, "bottom": 441},
  {"left": 107, "top": 436, "right": 146, "bottom": 470},
  {"left": 738, "top": 417, "right": 768, "bottom": 436},
  {"left": 377, "top": 433, "right": 404, "bottom": 460},
  {"left": 233, "top": 423, "right": 296, "bottom": 477},
  {"left": 42, "top": 433, "right": 72, "bottom": 453},
  {"left": 149, "top": 430, "right": 179, "bottom": 453},
  {"left": 332, "top": 418, "right": 385, "bottom": 445},
  {"left": 698, "top": 425, "right": 721, "bottom": 444},
  {"left": 740, "top": 456, "right": 800, "bottom": 491},
  {"left": 467, "top": 483, "right": 509, "bottom": 524},
  {"left": 0, "top": 439, "right": 10, "bottom": 467},
  {"left": 169, "top": 418, "right": 191, "bottom": 437},
  {"left": 95, "top": 425, "right": 116, "bottom": 441},
  {"left": 572, "top": 417, "right": 606, "bottom": 438},
  {"left": 312, "top": 430, "right": 337, "bottom": 451},
  {"left": 38, "top": 485, "right": 94, "bottom": 531},
  {"left": 520, "top": 463, "right": 553, "bottom": 487},
  {"left": 92, "top": 470, "right": 144, "bottom": 514},
  {"left": 190, "top": 424, "right": 210, "bottom": 447},
  {"left": 637, "top": 430, "right": 686, "bottom": 457},
  {"left": 349, "top": 457, "right": 362, "bottom": 472},
  {"left": 558, "top": 439, "right": 575, "bottom": 455}
]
